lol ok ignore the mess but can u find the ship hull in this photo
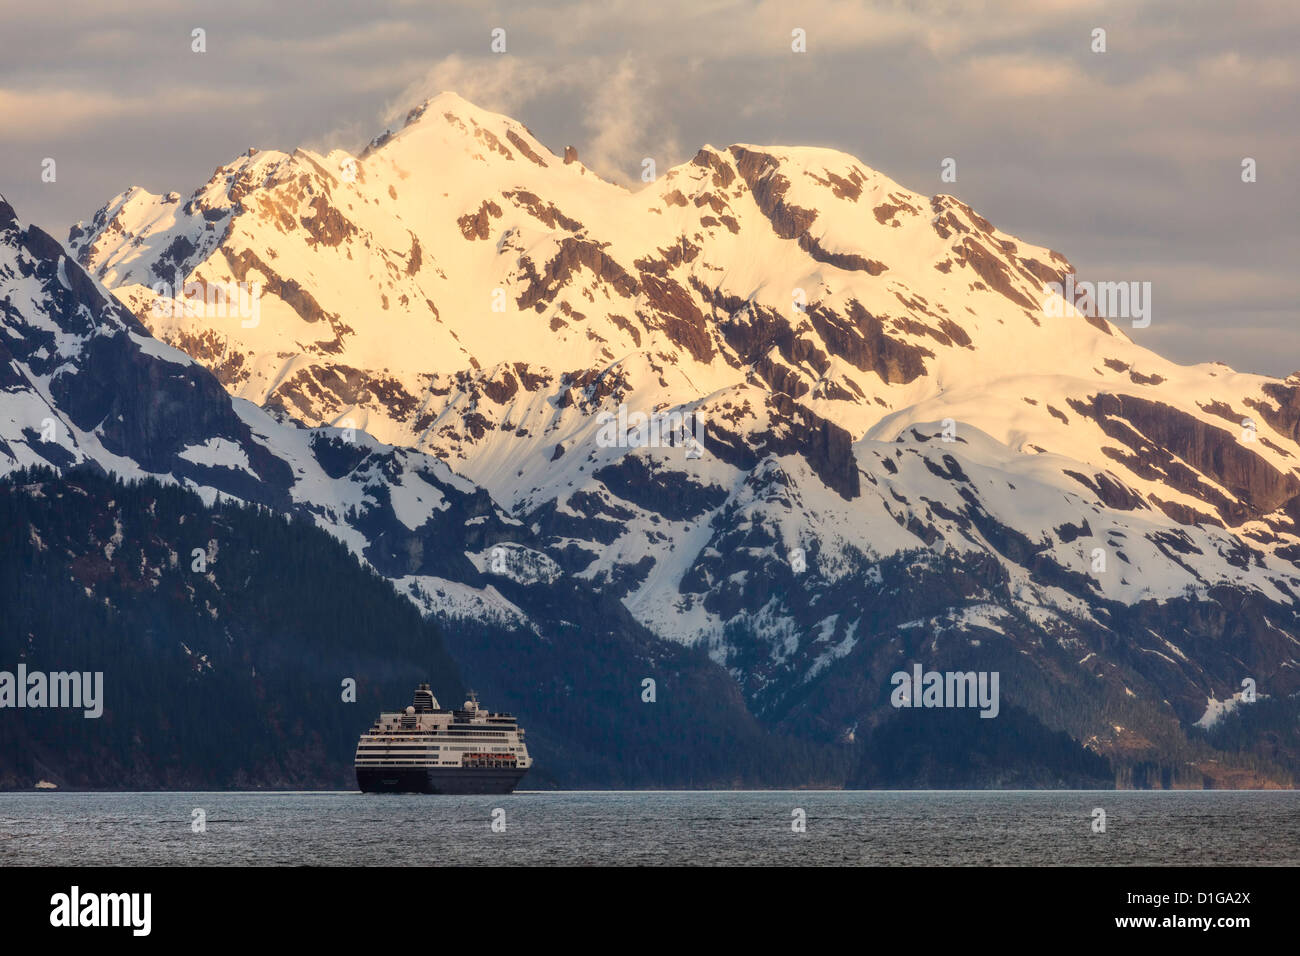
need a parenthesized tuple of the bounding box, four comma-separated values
(357, 766, 527, 794)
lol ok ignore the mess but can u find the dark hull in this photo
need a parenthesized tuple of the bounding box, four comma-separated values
(357, 766, 527, 794)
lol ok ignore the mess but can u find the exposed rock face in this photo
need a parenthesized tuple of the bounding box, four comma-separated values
(458, 199, 502, 240)
(515, 236, 639, 310)
(808, 301, 932, 385)
(1069, 393, 1300, 524)
(729, 145, 820, 240)
(1252, 376, 1300, 442)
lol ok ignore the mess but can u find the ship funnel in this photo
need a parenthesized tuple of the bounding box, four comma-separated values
(412, 683, 438, 713)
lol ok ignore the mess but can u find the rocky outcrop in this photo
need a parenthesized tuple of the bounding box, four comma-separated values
(729, 145, 819, 240)
(1250, 377, 1300, 443)
(457, 199, 502, 240)
(808, 301, 932, 385)
(1069, 393, 1300, 524)
(515, 236, 639, 311)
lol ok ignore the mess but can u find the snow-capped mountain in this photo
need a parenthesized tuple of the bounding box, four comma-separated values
(50, 93, 1300, 784)
(1, 191, 520, 577)
(4, 191, 838, 788)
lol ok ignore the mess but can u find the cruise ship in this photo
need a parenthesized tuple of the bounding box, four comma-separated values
(355, 684, 531, 794)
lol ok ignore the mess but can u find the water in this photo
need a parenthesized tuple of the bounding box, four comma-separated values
(1, 790, 1296, 866)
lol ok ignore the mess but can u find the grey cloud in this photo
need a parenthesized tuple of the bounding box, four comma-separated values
(0, 0, 1294, 374)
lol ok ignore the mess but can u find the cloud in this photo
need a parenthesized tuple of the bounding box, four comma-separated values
(958, 55, 1087, 98)
(380, 54, 567, 127)
(367, 52, 682, 184)
(582, 57, 681, 185)
(0, 87, 266, 141)
(1, 0, 1296, 375)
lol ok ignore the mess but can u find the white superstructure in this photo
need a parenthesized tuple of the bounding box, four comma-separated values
(355, 684, 531, 793)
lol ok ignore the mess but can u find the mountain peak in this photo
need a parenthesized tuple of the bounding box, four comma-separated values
(0, 194, 17, 230)
(406, 90, 498, 123)
(363, 91, 559, 169)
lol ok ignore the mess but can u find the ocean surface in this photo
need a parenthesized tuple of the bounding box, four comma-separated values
(1, 790, 1296, 866)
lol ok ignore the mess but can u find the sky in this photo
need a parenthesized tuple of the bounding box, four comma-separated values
(1, 0, 1296, 375)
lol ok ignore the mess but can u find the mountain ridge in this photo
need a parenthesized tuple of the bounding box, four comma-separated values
(5, 90, 1300, 786)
